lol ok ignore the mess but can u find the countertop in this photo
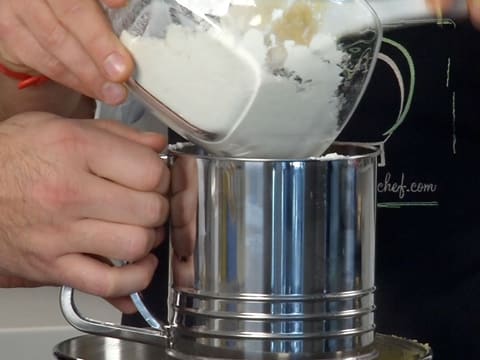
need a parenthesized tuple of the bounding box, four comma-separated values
(0, 286, 120, 359)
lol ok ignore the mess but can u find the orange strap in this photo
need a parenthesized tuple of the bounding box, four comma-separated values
(0, 63, 49, 89)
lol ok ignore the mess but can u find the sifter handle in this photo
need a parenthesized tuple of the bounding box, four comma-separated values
(60, 286, 169, 346)
(60, 153, 172, 345)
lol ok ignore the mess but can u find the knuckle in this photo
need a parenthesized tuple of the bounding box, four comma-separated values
(43, 22, 68, 50)
(143, 157, 167, 191)
(159, 167, 171, 194)
(59, 2, 86, 20)
(0, 19, 15, 41)
(59, 3, 115, 61)
(42, 55, 67, 79)
(92, 271, 116, 298)
(32, 171, 80, 212)
(136, 262, 155, 291)
(162, 197, 170, 223)
(158, 196, 170, 225)
(138, 274, 152, 292)
(144, 194, 168, 226)
(86, 275, 109, 298)
(89, 32, 114, 56)
(124, 228, 153, 261)
(46, 120, 85, 150)
(59, 263, 115, 298)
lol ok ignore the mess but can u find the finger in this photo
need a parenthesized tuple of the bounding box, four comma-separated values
(16, 0, 126, 104)
(70, 219, 164, 262)
(468, 0, 480, 27)
(106, 296, 137, 314)
(425, 0, 454, 17)
(78, 174, 169, 227)
(0, 11, 93, 97)
(83, 124, 170, 193)
(92, 119, 168, 153)
(47, 0, 134, 82)
(58, 253, 158, 298)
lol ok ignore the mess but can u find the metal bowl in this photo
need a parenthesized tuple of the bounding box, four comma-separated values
(53, 333, 432, 360)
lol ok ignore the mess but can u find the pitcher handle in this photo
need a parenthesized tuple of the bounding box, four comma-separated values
(110, 259, 164, 330)
(128, 152, 172, 331)
(60, 152, 172, 345)
(60, 286, 170, 346)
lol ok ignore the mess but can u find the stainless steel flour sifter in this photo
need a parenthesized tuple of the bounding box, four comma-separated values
(61, 142, 381, 359)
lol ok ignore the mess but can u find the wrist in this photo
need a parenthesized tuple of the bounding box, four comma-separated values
(0, 75, 95, 120)
(0, 62, 49, 89)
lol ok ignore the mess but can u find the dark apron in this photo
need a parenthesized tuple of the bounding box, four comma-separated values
(124, 19, 480, 360)
(340, 19, 480, 360)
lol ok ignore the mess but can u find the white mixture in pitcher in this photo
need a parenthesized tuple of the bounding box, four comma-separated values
(120, 3, 347, 158)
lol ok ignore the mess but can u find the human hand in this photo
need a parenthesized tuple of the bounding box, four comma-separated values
(426, 0, 480, 27)
(0, 275, 40, 288)
(0, 0, 134, 105)
(0, 112, 170, 313)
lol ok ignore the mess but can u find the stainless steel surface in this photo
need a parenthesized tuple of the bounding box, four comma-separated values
(53, 334, 432, 360)
(60, 287, 169, 347)
(167, 143, 379, 359)
(61, 143, 379, 359)
(53, 335, 167, 360)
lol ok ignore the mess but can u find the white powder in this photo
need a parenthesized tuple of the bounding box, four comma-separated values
(121, 27, 260, 135)
(318, 152, 347, 160)
(121, 6, 347, 158)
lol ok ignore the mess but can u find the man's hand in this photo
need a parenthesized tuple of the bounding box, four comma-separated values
(0, 0, 134, 105)
(0, 112, 170, 313)
(426, 0, 480, 27)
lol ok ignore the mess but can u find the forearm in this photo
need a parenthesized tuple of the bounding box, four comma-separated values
(0, 75, 96, 121)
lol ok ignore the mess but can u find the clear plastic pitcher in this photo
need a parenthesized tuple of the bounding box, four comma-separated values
(107, 0, 382, 158)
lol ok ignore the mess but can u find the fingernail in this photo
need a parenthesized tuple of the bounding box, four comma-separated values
(102, 82, 127, 104)
(104, 52, 128, 79)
